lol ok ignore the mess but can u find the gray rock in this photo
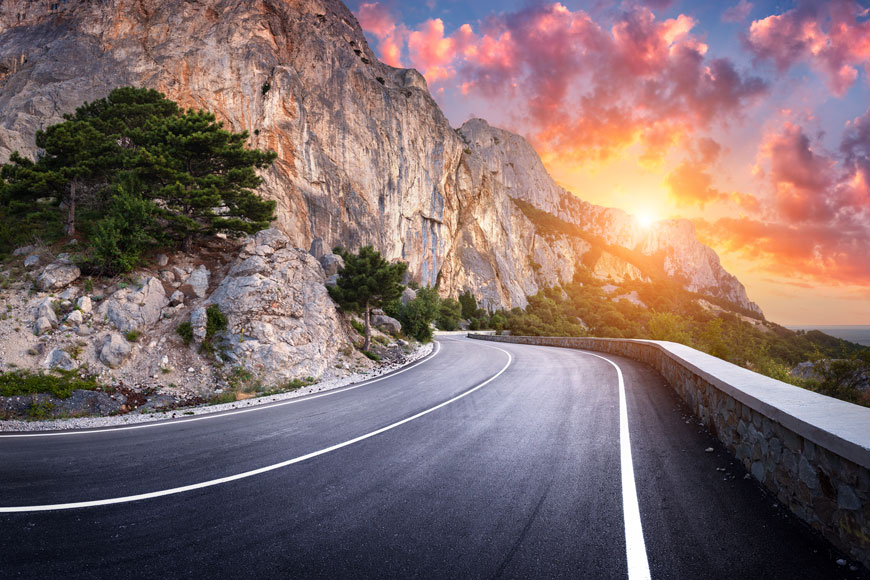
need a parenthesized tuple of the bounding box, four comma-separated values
(58, 287, 78, 301)
(76, 296, 92, 314)
(169, 290, 185, 306)
(37, 262, 81, 291)
(56, 390, 126, 416)
(13, 245, 36, 256)
(160, 270, 176, 283)
(35, 300, 59, 327)
(97, 277, 168, 333)
(76, 325, 94, 337)
(43, 348, 77, 371)
(325, 274, 339, 287)
(65, 310, 84, 325)
(23, 254, 40, 270)
(156, 253, 169, 267)
(401, 287, 417, 305)
(837, 484, 861, 511)
(187, 265, 210, 298)
(249, 228, 289, 255)
(139, 393, 177, 412)
(229, 255, 268, 278)
(172, 266, 188, 282)
(99, 333, 132, 368)
(190, 306, 208, 341)
(319, 253, 344, 277)
(372, 314, 402, 335)
(34, 317, 54, 336)
(56, 253, 73, 264)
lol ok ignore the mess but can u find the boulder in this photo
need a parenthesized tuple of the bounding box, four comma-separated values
(34, 317, 54, 336)
(169, 290, 185, 306)
(65, 309, 84, 325)
(23, 254, 40, 270)
(325, 274, 339, 287)
(97, 277, 168, 333)
(187, 265, 210, 298)
(160, 270, 176, 283)
(206, 229, 354, 384)
(35, 300, 58, 327)
(401, 287, 417, 305)
(318, 253, 344, 277)
(372, 314, 402, 335)
(58, 287, 78, 300)
(99, 333, 132, 368)
(76, 296, 92, 314)
(156, 253, 169, 267)
(37, 262, 81, 291)
(13, 245, 36, 256)
(43, 348, 77, 371)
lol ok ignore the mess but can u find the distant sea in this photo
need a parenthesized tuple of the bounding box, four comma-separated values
(785, 325, 870, 346)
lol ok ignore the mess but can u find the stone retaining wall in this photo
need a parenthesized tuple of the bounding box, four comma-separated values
(469, 334, 870, 568)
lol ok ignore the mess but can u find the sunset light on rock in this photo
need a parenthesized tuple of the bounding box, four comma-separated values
(352, 0, 870, 325)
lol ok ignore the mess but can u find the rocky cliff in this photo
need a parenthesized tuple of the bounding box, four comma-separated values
(0, 0, 761, 316)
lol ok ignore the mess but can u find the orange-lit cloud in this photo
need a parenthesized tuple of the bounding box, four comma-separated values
(355, 2, 405, 67)
(697, 112, 870, 285)
(747, 0, 870, 96)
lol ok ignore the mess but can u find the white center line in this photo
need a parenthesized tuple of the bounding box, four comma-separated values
(0, 345, 512, 513)
(577, 350, 652, 580)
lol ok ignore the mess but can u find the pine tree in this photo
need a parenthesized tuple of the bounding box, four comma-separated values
(329, 246, 408, 351)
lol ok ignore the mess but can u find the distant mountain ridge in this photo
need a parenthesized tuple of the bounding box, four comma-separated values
(0, 0, 761, 316)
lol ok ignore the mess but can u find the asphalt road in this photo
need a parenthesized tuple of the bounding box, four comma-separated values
(0, 336, 866, 579)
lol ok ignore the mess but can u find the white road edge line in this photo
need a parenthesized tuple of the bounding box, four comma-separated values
(578, 350, 652, 580)
(0, 345, 512, 513)
(0, 341, 443, 438)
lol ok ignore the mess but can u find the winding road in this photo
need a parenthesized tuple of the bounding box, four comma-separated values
(0, 336, 865, 579)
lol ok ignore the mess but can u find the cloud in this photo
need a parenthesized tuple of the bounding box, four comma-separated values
(450, 4, 767, 163)
(722, 0, 753, 23)
(747, 0, 870, 96)
(355, 2, 405, 67)
(698, 113, 870, 285)
(664, 158, 760, 211)
(696, 216, 870, 285)
(408, 20, 474, 82)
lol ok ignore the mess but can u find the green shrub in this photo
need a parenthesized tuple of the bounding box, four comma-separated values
(125, 330, 140, 342)
(436, 298, 462, 331)
(0, 369, 101, 399)
(205, 304, 227, 339)
(176, 321, 193, 345)
(351, 319, 365, 335)
(362, 350, 380, 361)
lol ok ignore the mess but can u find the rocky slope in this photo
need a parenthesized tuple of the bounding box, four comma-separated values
(0, 0, 761, 315)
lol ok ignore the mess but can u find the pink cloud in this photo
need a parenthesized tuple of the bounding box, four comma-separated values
(723, 0, 753, 23)
(356, 2, 405, 67)
(747, 0, 870, 96)
(407, 20, 474, 83)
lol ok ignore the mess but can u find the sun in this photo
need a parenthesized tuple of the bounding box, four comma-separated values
(635, 211, 657, 229)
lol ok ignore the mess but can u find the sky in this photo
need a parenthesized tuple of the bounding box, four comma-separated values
(347, 0, 870, 325)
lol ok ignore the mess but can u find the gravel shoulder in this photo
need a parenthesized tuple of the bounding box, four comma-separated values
(0, 342, 435, 432)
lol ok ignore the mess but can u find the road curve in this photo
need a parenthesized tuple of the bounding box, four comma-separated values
(0, 336, 865, 579)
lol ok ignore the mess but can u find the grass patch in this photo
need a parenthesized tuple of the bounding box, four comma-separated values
(372, 335, 389, 346)
(351, 319, 365, 335)
(362, 350, 380, 361)
(0, 369, 101, 399)
(125, 329, 140, 342)
(285, 376, 316, 390)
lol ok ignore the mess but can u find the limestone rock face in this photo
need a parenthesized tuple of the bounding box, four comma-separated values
(206, 229, 353, 383)
(96, 277, 168, 334)
(0, 0, 762, 317)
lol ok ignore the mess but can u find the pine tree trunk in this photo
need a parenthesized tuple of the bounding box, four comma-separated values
(363, 302, 371, 352)
(65, 178, 77, 236)
(183, 235, 193, 254)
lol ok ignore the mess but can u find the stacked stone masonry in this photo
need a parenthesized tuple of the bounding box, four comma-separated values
(469, 334, 870, 569)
